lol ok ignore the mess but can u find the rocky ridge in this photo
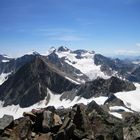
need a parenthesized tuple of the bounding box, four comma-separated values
(0, 101, 140, 140)
(0, 101, 124, 140)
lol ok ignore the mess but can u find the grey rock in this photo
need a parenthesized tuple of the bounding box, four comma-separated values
(0, 115, 13, 131)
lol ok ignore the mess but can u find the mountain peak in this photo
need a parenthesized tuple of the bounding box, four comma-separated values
(57, 46, 70, 52)
(25, 50, 40, 56)
(73, 49, 95, 55)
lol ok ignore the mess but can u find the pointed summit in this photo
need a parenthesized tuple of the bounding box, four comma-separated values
(57, 46, 70, 52)
(48, 47, 56, 54)
(25, 50, 40, 56)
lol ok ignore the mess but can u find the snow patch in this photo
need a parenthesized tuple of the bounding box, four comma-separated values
(109, 106, 133, 113)
(132, 61, 140, 65)
(0, 72, 11, 85)
(2, 60, 10, 63)
(109, 112, 122, 119)
(115, 83, 140, 112)
(65, 76, 80, 85)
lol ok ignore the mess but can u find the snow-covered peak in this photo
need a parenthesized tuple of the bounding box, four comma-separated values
(0, 54, 12, 63)
(57, 46, 71, 52)
(53, 47, 109, 80)
(25, 50, 40, 56)
(73, 49, 95, 56)
(48, 47, 56, 53)
(2, 54, 12, 59)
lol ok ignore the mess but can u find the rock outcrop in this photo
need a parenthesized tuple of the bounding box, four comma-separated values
(123, 113, 140, 140)
(0, 101, 124, 140)
(76, 76, 136, 98)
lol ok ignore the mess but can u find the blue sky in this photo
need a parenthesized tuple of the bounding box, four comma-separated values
(0, 0, 140, 57)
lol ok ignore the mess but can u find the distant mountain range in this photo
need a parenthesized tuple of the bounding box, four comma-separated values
(0, 46, 139, 120)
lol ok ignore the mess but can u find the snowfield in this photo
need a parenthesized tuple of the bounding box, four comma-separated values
(56, 50, 110, 80)
(0, 83, 140, 119)
(115, 83, 140, 112)
(0, 89, 108, 119)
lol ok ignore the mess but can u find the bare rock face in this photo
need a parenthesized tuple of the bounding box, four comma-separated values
(76, 76, 136, 98)
(0, 115, 13, 132)
(0, 57, 77, 107)
(104, 94, 125, 107)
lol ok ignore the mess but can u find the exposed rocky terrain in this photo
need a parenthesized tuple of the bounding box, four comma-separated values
(0, 101, 140, 140)
(0, 55, 135, 107)
(0, 47, 140, 140)
(0, 56, 78, 107)
(0, 101, 124, 140)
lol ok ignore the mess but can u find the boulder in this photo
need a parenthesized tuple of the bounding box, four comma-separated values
(37, 133, 53, 140)
(0, 115, 13, 132)
(11, 117, 32, 140)
(55, 130, 67, 140)
(53, 114, 62, 126)
(45, 106, 56, 113)
(42, 110, 53, 132)
(86, 101, 123, 140)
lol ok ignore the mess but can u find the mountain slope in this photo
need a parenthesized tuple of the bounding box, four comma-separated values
(0, 57, 78, 107)
(48, 47, 110, 80)
(47, 46, 140, 82)
(60, 76, 136, 101)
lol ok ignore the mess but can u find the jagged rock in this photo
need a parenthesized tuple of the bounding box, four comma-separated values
(55, 130, 67, 140)
(53, 114, 62, 126)
(59, 117, 71, 131)
(51, 114, 62, 133)
(76, 76, 136, 98)
(0, 115, 13, 132)
(123, 113, 140, 140)
(37, 133, 53, 140)
(23, 112, 36, 123)
(104, 94, 125, 107)
(86, 101, 123, 140)
(73, 104, 91, 132)
(45, 106, 56, 113)
(55, 108, 71, 119)
(0, 101, 130, 140)
(11, 117, 32, 140)
(65, 122, 75, 138)
(23, 111, 36, 117)
(73, 129, 89, 140)
(42, 110, 53, 132)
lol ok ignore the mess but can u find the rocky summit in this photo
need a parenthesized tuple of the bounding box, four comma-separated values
(0, 101, 125, 140)
(0, 101, 140, 140)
